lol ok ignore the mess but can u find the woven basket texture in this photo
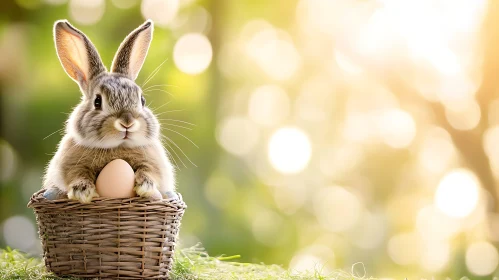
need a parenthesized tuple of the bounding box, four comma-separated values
(28, 190, 186, 279)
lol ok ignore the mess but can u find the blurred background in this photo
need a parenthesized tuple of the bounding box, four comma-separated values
(1, 0, 499, 278)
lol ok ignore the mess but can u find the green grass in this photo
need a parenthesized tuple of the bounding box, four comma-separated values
(0, 246, 371, 280)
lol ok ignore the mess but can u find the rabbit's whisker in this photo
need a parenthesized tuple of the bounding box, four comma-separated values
(164, 136, 197, 167)
(160, 139, 182, 169)
(144, 88, 174, 97)
(161, 137, 186, 168)
(141, 58, 169, 87)
(158, 122, 192, 130)
(161, 127, 199, 149)
(43, 128, 65, 140)
(156, 118, 195, 126)
(161, 135, 197, 168)
(142, 84, 179, 91)
(150, 100, 173, 112)
(155, 109, 185, 115)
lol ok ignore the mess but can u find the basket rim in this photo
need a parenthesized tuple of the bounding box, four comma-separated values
(27, 189, 187, 210)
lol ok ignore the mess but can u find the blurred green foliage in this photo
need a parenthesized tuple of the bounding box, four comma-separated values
(2, 0, 499, 279)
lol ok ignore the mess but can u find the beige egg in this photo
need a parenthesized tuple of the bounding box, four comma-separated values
(96, 159, 136, 198)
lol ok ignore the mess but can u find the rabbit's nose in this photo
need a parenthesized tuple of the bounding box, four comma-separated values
(120, 122, 134, 129)
(119, 112, 134, 125)
(117, 112, 137, 130)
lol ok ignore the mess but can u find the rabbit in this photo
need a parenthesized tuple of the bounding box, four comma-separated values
(42, 19, 176, 203)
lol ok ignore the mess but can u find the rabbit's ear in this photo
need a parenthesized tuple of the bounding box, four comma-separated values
(111, 20, 153, 81)
(54, 20, 106, 93)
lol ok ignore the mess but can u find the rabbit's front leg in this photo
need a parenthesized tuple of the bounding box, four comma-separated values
(66, 167, 99, 203)
(134, 167, 162, 200)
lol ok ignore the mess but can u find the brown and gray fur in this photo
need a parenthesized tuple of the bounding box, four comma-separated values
(43, 19, 175, 203)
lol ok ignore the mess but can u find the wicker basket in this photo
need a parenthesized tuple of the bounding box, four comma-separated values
(28, 189, 186, 279)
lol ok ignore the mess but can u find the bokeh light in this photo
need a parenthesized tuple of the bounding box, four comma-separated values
(416, 205, 461, 242)
(334, 51, 363, 75)
(272, 183, 307, 215)
(245, 23, 301, 80)
(251, 208, 285, 247)
(377, 109, 417, 149)
(417, 127, 456, 174)
(175, 5, 212, 34)
(387, 232, 420, 265)
(43, 0, 67, 5)
(295, 75, 334, 122)
(248, 85, 290, 127)
(0, 140, 17, 182)
(1, 215, 36, 252)
(465, 241, 499, 276)
(268, 127, 312, 174)
(435, 169, 480, 218)
(483, 125, 499, 176)
(173, 33, 213, 75)
(141, 0, 179, 27)
(313, 186, 362, 232)
(111, 0, 137, 9)
(69, 0, 105, 26)
(444, 99, 481, 131)
(350, 212, 386, 250)
(419, 241, 450, 272)
(204, 173, 236, 209)
(216, 116, 259, 156)
(289, 245, 334, 274)
(3, 0, 499, 278)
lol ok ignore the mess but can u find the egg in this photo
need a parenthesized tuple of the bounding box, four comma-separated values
(96, 159, 136, 198)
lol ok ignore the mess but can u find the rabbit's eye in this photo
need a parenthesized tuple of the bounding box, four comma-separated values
(141, 95, 146, 107)
(94, 94, 102, 109)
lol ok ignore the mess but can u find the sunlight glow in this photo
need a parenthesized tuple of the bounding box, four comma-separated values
(268, 127, 311, 174)
(173, 33, 213, 75)
(356, 7, 397, 55)
(334, 51, 363, 75)
(435, 169, 480, 218)
(466, 241, 499, 276)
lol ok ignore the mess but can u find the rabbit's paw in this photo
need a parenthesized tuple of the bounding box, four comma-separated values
(68, 180, 99, 203)
(135, 176, 162, 200)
